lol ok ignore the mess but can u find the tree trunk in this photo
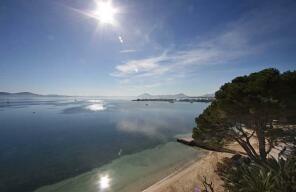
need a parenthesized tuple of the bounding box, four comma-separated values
(177, 138, 247, 155)
(257, 123, 267, 161)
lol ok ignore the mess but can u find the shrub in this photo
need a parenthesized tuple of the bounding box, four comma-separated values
(216, 155, 296, 192)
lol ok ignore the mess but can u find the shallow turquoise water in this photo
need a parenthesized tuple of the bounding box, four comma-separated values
(35, 142, 207, 192)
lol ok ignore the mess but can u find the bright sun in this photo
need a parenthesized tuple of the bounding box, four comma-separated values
(93, 0, 117, 25)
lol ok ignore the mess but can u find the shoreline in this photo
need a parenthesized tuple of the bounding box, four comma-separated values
(35, 141, 206, 192)
(142, 159, 199, 192)
(142, 152, 228, 192)
(143, 141, 247, 192)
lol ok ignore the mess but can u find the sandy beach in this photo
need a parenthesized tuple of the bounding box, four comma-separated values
(143, 151, 229, 192)
(143, 142, 252, 192)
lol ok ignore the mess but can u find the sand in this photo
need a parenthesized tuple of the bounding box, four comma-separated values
(143, 142, 252, 192)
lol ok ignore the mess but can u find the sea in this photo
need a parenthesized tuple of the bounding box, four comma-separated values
(0, 96, 208, 192)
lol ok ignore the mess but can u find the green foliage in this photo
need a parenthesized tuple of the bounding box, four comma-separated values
(216, 156, 296, 192)
(278, 71, 296, 123)
(193, 102, 231, 146)
(193, 68, 296, 160)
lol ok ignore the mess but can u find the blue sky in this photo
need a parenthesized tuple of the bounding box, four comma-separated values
(0, 0, 295, 96)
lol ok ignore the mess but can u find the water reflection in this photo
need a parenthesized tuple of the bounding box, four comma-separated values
(116, 117, 170, 137)
(88, 99, 103, 103)
(0, 98, 208, 192)
(97, 174, 111, 191)
(35, 142, 205, 192)
(86, 99, 105, 111)
(63, 100, 107, 113)
(86, 104, 105, 111)
(116, 109, 193, 138)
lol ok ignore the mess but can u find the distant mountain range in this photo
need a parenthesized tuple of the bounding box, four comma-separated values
(137, 93, 188, 99)
(200, 93, 215, 97)
(137, 93, 215, 99)
(0, 91, 215, 98)
(0, 92, 67, 97)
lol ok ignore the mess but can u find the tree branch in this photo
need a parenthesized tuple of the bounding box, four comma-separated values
(177, 138, 246, 155)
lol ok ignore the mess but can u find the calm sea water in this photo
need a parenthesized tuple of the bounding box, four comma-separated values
(0, 97, 208, 192)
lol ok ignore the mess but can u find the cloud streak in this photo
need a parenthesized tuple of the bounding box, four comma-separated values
(119, 49, 137, 53)
(111, 1, 296, 88)
(112, 32, 254, 80)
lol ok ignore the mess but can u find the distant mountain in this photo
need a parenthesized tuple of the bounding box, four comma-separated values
(199, 93, 215, 97)
(137, 93, 189, 99)
(137, 93, 152, 99)
(137, 93, 216, 100)
(15, 92, 41, 96)
(0, 92, 41, 97)
(0, 92, 67, 97)
(0, 92, 11, 96)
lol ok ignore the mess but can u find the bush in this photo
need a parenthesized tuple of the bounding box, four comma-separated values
(216, 155, 296, 192)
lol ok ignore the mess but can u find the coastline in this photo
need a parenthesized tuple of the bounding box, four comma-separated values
(35, 142, 207, 192)
(35, 139, 267, 192)
(143, 142, 247, 192)
(143, 152, 228, 192)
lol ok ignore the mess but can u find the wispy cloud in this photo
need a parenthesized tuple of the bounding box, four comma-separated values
(119, 49, 137, 53)
(112, 31, 254, 81)
(111, 1, 296, 88)
(111, 53, 170, 77)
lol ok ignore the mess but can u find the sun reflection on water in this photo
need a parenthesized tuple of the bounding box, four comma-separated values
(86, 100, 105, 111)
(88, 99, 103, 103)
(97, 174, 111, 191)
(86, 104, 105, 111)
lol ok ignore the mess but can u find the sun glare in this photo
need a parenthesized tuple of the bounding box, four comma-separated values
(93, 0, 117, 25)
(97, 175, 111, 190)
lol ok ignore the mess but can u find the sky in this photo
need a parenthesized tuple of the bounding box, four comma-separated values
(0, 0, 296, 96)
